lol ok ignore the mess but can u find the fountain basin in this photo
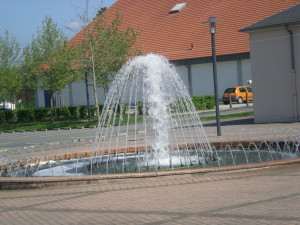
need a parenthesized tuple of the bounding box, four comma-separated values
(1, 54, 299, 188)
(1, 155, 299, 190)
(1, 139, 299, 180)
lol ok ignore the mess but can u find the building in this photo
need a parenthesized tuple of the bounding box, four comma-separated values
(35, 0, 297, 108)
(240, 4, 300, 123)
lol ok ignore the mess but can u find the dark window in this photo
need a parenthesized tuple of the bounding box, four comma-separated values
(246, 87, 252, 92)
(239, 88, 246, 92)
(224, 88, 236, 93)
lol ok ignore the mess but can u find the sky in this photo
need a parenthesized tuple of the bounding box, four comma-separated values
(0, 0, 117, 48)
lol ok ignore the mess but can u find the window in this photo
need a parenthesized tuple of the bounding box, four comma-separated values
(169, 3, 186, 14)
(224, 88, 236, 93)
(246, 87, 252, 92)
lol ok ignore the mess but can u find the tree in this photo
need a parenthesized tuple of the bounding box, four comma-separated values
(78, 3, 140, 118)
(91, 11, 141, 96)
(28, 16, 80, 122)
(0, 30, 23, 108)
(95, 7, 107, 18)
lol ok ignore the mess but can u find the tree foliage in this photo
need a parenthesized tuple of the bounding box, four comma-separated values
(0, 30, 23, 105)
(26, 16, 81, 121)
(81, 10, 141, 95)
(29, 16, 80, 92)
(95, 7, 107, 18)
(77, 2, 141, 119)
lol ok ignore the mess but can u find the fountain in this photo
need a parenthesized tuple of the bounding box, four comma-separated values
(92, 53, 213, 174)
(1, 54, 300, 178)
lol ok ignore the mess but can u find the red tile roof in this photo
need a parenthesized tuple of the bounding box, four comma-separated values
(69, 0, 297, 61)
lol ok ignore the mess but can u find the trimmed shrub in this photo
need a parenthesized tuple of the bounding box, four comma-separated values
(174, 97, 189, 112)
(68, 106, 78, 120)
(34, 108, 51, 121)
(192, 96, 205, 110)
(0, 110, 15, 124)
(90, 106, 97, 118)
(123, 104, 128, 116)
(78, 105, 88, 119)
(55, 106, 70, 121)
(137, 101, 143, 115)
(3, 110, 15, 123)
(203, 95, 215, 109)
(16, 109, 34, 123)
(0, 111, 4, 124)
(192, 95, 215, 110)
(98, 104, 104, 114)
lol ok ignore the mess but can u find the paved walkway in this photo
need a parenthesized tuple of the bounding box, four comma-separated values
(1, 118, 300, 224)
(0, 163, 299, 224)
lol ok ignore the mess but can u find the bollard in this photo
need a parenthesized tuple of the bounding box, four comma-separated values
(229, 94, 232, 108)
(246, 92, 249, 106)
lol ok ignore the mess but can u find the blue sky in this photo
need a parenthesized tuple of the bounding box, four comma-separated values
(0, 0, 117, 48)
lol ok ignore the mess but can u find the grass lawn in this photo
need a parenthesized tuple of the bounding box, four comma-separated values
(201, 111, 253, 121)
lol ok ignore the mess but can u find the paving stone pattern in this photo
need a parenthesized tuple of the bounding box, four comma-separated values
(0, 163, 299, 224)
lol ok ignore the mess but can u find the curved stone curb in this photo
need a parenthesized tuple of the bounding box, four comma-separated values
(0, 126, 97, 134)
(1, 158, 299, 190)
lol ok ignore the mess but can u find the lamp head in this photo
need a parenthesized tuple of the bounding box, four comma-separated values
(203, 16, 221, 34)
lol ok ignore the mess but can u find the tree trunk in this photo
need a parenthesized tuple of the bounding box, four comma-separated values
(50, 91, 54, 124)
(103, 86, 107, 100)
(13, 96, 16, 109)
(92, 68, 100, 119)
(2, 96, 6, 123)
(89, 37, 100, 120)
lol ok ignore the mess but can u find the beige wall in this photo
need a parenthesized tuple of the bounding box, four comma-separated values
(249, 25, 300, 123)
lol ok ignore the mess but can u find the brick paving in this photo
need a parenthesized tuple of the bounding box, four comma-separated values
(1, 119, 300, 224)
(0, 163, 299, 224)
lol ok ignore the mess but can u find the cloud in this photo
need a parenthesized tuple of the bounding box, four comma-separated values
(66, 21, 81, 32)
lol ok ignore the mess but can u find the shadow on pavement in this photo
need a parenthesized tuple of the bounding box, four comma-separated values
(203, 117, 254, 127)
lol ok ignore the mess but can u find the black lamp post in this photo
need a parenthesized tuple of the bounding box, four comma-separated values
(84, 63, 91, 121)
(203, 16, 222, 136)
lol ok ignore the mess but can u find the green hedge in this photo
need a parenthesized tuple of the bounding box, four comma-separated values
(55, 106, 70, 121)
(192, 95, 215, 110)
(68, 106, 78, 120)
(0, 110, 16, 124)
(78, 105, 88, 119)
(0, 96, 214, 124)
(137, 101, 143, 115)
(33, 108, 51, 122)
(173, 95, 215, 112)
(0, 104, 103, 124)
(16, 109, 35, 123)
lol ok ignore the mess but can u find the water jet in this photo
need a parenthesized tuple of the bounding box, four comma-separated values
(0, 54, 299, 179)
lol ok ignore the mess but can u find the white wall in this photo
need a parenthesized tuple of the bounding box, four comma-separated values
(36, 89, 45, 108)
(36, 58, 252, 107)
(176, 66, 190, 93)
(180, 59, 251, 99)
(241, 59, 252, 84)
(249, 25, 300, 123)
(36, 81, 106, 108)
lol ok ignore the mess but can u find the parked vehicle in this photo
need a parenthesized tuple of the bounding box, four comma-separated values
(0, 102, 15, 110)
(222, 86, 253, 104)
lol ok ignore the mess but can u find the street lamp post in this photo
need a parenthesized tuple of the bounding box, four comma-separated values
(84, 63, 91, 121)
(203, 16, 222, 136)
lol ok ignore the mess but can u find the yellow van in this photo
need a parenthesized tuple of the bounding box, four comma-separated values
(222, 86, 253, 104)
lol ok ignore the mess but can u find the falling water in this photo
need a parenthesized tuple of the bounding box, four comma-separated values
(1, 54, 299, 177)
(93, 54, 212, 173)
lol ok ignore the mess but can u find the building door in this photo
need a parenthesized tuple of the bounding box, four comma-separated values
(44, 90, 51, 108)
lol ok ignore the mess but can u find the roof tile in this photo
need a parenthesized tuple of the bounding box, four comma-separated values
(69, 0, 297, 61)
(240, 4, 300, 32)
